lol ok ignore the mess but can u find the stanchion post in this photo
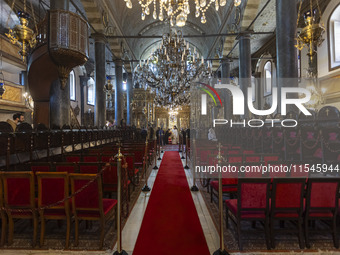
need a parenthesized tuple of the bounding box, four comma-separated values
(153, 136, 158, 170)
(190, 138, 198, 191)
(179, 134, 182, 152)
(142, 138, 151, 192)
(113, 147, 128, 255)
(184, 136, 189, 169)
(181, 134, 185, 159)
(213, 143, 230, 255)
(157, 136, 162, 160)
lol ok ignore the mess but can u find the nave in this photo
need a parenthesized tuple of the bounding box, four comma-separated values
(2, 138, 340, 255)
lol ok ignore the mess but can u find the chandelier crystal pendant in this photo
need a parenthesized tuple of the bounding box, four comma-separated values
(124, 0, 234, 26)
(295, 0, 325, 61)
(134, 30, 212, 109)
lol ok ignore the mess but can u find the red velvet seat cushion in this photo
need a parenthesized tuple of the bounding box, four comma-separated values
(210, 181, 237, 193)
(225, 199, 266, 219)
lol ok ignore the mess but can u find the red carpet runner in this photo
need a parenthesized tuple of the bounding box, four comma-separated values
(133, 151, 210, 255)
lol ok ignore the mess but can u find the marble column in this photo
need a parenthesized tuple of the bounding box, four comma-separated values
(93, 33, 106, 128)
(276, 0, 298, 81)
(50, 79, 70, 128)
(221, 59, 231, 82)
(276, 0, 298, 113)
(115, 59, 124, 126)
(221, 59, 231, 119)
(239, 34, 252, 119)
(50, 0, 69, 10)
(126, 73, 133, 126)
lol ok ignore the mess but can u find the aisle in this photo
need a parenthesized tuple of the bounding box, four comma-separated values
(133, 151, 210, 255)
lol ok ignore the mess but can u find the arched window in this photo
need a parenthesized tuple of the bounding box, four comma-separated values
(264, 61, 272, 96)
(69, 70, 75, 101)
(329, 4, 340, 70)
(87, 78, 95, 105)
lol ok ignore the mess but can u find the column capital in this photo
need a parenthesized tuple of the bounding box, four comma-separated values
(92, 33, 107, 43)
(236, 32, 252, 41)
(114, 59, 124, 67)
(221, 58, 233, 64)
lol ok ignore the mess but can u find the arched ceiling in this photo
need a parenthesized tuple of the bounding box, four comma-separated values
(104, 0, 234, 60)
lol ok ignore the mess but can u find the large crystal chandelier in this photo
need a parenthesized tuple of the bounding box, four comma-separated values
(134, 30, 212, 108)
(124, 0, 230, 26)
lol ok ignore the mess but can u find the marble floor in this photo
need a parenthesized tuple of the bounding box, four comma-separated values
(1, 150, 340, 255)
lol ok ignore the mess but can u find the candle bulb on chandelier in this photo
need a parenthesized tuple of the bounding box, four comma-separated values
(201, 56, 204, 65)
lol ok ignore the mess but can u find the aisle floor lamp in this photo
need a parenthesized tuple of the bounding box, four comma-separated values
(213, 143, 230, 255)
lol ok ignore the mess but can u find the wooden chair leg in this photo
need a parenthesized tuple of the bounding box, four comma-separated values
(40, 217, 45, 247)
(298, 219, 304, 249)
(65, 217, 70, 249)
(7, 215, 14, 246)
(265, 219, 271, 250)
(1, 214, 6, 246)
(332, 217, 339, 248)
(304, 218, 310, 248)
(237, 220, 242, 250)
(99, 219, 105, 249)
(75, 218, 79, 247)
(225, 207, 229, 229)
(270, 218, 275, 248)
(32, 216, 38, 247)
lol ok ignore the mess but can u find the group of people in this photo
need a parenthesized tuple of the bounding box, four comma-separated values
(156, 126, 179, 145)
(6, 113, 25, 131)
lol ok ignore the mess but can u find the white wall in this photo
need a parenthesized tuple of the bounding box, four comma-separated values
(318, 0, 340, 78)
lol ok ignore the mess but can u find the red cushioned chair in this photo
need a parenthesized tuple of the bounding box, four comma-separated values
(69, 174, 117, 248)
(210, 179, 237, 203)
(78, 162, 104, 174)
(244, 154, 261, 163)
(65, 154, 81, 163)
(83, 155, 99, 163)
(124, 153, 140, 186)
(270, 178, 306, 249)
(263, 154, 280, 166)
(54, 162, 77, 173)
(225, 178, 271, 250)
(304, 178, 340, 248)
(28, 162, 51, 173)
(1, 172, 37, 246)
(36, 172, 70, 248)
(102, 162, 130, 216)
(0, 174, 6, 246)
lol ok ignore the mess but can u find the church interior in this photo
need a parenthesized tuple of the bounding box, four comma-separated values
(0, 0, 340, 254)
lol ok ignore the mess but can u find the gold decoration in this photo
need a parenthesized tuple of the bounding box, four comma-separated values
(5, 11, 36, 62)
(295, 0, 325, 61)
